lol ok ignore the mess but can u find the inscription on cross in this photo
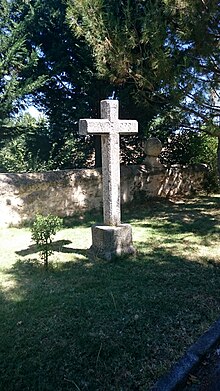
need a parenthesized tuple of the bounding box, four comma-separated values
(79, 100, 138, 226)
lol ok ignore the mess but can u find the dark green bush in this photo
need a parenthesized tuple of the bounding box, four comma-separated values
(31, 214, 63, 267)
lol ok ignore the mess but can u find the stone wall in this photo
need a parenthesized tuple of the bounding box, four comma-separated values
(0, 164, 207, 227)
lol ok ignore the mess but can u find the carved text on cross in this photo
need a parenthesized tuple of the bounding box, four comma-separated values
(79, 100, 138, 226)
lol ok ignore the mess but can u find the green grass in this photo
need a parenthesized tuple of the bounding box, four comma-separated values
(0, 195, 220, 390)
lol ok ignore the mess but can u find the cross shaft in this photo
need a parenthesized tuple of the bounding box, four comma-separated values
(79, 100, 138, 226)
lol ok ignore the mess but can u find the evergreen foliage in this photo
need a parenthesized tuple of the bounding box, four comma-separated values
(68, 0, 220, 181)
(0, 0, 46, 144)
(0, 0, 219, 185)
(0, 0, 113, 168)
(68, 0, 219, 123)
(0, 113, 51, 172)
(16, 0, 113, 168)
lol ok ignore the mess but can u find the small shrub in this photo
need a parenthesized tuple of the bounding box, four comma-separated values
(31, 214, 63, 267)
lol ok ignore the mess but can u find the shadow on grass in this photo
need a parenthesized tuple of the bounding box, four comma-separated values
(1, 195, 220, 391)
(124, 195, 220, 238)
(15, 240, 88, 258)
(63, 209, 103, 228)
(1, 246, 220, 391)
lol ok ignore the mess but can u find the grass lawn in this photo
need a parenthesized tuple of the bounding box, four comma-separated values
(0, 195, 220, 391)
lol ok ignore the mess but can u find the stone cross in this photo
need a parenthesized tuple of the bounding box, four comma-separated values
(79, 100, 138, 226)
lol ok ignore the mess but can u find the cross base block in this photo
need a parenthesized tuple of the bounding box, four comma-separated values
(89, 224, 135, 261)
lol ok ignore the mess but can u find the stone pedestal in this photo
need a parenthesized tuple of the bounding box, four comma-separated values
(89, 224, 135, 261)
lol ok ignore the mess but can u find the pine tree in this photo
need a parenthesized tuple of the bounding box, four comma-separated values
(0, 0, 46, 145)
(12, 0, 114, 168)
(67, 0, 220, 177)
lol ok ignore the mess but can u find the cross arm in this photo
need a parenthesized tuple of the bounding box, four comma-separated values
(79, 119, 138, 136)
(79, 119, 110, 135)
(118, 120, 138, 134)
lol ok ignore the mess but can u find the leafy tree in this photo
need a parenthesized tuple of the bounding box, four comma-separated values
(0, 113, 52, 172)
(2, 0, 219, 177)
(67, 0, 219, 113)
(67, 0, 220, 179)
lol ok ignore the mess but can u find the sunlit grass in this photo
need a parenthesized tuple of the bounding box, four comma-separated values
(0, 195, 219, 390)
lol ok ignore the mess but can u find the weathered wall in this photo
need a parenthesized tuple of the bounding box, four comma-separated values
(0, 164, 207, 227)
